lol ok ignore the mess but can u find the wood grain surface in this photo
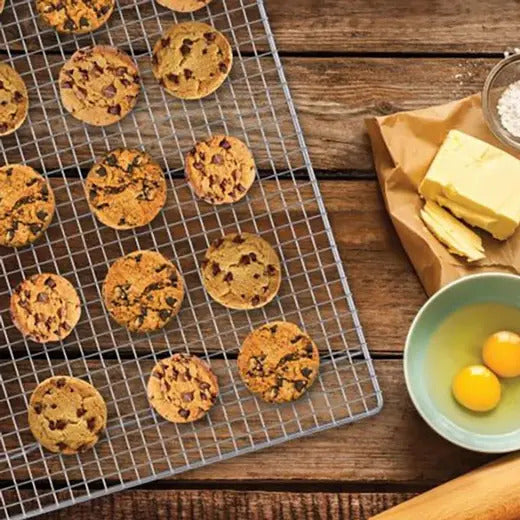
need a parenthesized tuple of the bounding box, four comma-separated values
(0, 0, 508, 518)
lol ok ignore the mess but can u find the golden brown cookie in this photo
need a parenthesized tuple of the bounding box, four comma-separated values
(201, 233, 281, 310)
(148, 353, 219, 423)
(156, 0, 212, 11)
(85, 149, 166, 230)
(59, 46, 140, 126)
(185, 135, 256, 204)
(103, 250, 184, 333)
(10, 274, 81, 343)
(0, 165, 55, 248)
(238, 321, 320, 403)
(28, 376, 107, 455)
(0, 62, 28, 137)
(152, 22, 232, 100)
(36, 0, 114, 34)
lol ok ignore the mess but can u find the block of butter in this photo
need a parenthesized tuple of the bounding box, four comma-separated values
(419, 130, 520, 240)
(420, 201, 486, 262)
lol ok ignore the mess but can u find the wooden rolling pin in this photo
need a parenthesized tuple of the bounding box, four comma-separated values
(371, 453, 520, 520)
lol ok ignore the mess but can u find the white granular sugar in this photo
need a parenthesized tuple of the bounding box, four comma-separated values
(497, 80, 520, 138)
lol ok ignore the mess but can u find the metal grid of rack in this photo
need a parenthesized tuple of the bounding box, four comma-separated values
(0, 0, 383, 518)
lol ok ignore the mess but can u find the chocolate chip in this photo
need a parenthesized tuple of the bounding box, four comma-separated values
(97, 166, 107, 177)
(193, 161, 204, 170)
(36, 210, 47, 221)
(213, 237, 224, 248)
(220, 138, 231, 150)
(236, 184, 246, 193)
(233, 235, 245, 244)
(45, 277, 57, 290)
(41, 185, 49, 197)
(212, 262, 221, 276)
(166, 297, 177, 307)
(178, 409, 190, 419)
(103, 84, 116, 98)
(270, 325, 278, 334)
(294, 381, 306, 392)
(134, 316, 144, 328)
(0, 123, 8, 133)
(29, 224, 41, 235)
(301, 367, 313, 378)
(13, 91, 23, 102)
(184, 69, 193, 80)
(161, 37, 171, 47)
(267, 264, 277, 276)
(167, 73, 179, 84)
(182, 392, 194, 402)
(116, 67, 127, 77)
(55, 419, 66, 430)
(87, 417, 96, 431)
(64, 19, 76, 31)
(239, 255, 251, 266)
(251, 295, 260, 306)
(77, 407, 86, 417)
(291, 335, 303, 344)
(180, 44, 191, 56)
(33, 403, 42, 414)
(212, 154, 224, 165)
(159, 309, 171, 321)
(79, 16, 89, 27)
(48, 420, 56, 431)
(118, 217, 126, 226)
(224, 272, 233, 282)
(204, 32, 216, 41)
(37, 292, 48, 303)
(219, 62, 228, 73)
(199, 382, 210, 391)
(108, 104, 122, 115)
(56, 442, 68, 451)
(250, 252, 257, 262)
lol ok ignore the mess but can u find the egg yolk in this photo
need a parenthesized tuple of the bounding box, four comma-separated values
(482, 331, 520, 378)
(452, 365, 501, 412)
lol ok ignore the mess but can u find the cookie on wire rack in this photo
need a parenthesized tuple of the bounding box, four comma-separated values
(85, 148, 167, 230)
(59, 45, 140, 126)
(36, 0, 115, 34)
(201, 232, 282, 310)
(148, 353, 219, 423)
(10, 273, 81, 343)
(28, 376, 107, 455)
(0, 62, 29, 137)
(103, 250, 185, 333)
(238, 321, 320, 403)
(155, 0, 212, 12)
(185, 135, 256, 205)
(152, 21, 232, 100)
(0, 164, 55, 248)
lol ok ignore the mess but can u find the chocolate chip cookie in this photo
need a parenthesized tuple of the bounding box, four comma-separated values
(36, 0, 114, 34)
(201, 233, 281, 310)
(0, 62, 29, 137)
(59, 45, 140, 126)
(103, 250, 184, 333)
(185, 135, 256, 204)
(152, 22, 232, 100)
(148, 353, 219, 423)
(0, 165, 55, 248)
(156, 0, 212, 11)
(238, 321, 320, 403)
(28, 376, 107, 455)
(85, 149, 166, 230)
(10, 273, 81, 343)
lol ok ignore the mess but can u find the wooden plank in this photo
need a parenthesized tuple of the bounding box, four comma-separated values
(0, 360, 491, 486)
(0, 180, 425, 355)
(0, 57, 492, 173)
(1, 0, 519, 54)
(33, 489, 417, 520)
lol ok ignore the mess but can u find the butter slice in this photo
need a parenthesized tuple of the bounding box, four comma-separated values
(420, 201, 486, 262)
(419, 130, 520, 240)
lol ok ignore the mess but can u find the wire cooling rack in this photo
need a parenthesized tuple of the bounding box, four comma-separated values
(0, 0, 383, 518)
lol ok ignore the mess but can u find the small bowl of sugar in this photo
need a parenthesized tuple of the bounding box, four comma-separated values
(482, 53, 520, 150)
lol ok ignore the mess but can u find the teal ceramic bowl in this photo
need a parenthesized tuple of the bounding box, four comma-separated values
(404, 273, 520, 453)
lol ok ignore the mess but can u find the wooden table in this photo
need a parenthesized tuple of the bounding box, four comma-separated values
(18, 0, 520, 517)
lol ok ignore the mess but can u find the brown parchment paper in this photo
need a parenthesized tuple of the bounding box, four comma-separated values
(366, 93, 520, 296)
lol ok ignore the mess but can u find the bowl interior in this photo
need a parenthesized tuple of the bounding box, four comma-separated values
(405, 274, 520, 453)
(484, 57, 520, 150)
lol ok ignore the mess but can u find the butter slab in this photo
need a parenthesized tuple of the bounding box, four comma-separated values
(419, 130, 520, 240)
